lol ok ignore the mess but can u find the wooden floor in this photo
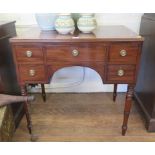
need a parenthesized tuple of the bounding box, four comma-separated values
(13, 93, 155, 142)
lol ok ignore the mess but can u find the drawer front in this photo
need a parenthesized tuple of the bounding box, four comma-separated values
(19, 65, 45, 81)
(15, 46, 43, 64)
(46, 45, 106, 62)
(108, 44, 139, 64)
(107, 65, 136, 82)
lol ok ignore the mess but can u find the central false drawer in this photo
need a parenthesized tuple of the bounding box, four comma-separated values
(45, 44, 106, 62)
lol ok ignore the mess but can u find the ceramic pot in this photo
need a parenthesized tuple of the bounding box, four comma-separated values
(77, 13, 97, 33)
(71, 13, 80, 27)
(55, 13, 75, 34)
(35, 13, 57, 31)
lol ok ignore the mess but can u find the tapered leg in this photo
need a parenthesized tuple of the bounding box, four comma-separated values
(122, 84, 134, 136)
(21, 85, 32, 134)
(113, 84, 117, 102)
(41, 84, 46, 102)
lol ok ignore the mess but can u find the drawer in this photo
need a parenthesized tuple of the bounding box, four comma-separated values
(108, 44, 139, 64)
(15, 46, 43, 64)
(19, 65, 45, 82)
(107, 65, 136, 82)
(46, 45, 106, 62)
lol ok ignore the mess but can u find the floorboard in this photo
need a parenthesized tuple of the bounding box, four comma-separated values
(13, 93, 155, 142)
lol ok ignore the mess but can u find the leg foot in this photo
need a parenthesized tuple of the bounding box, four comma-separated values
(121, 84, 134, 136)
(41, 84, 46, 102)
(113, 84, 117, 102)
(122, 124, 127, 136)
(27, 124, 32, 134)
(31, 134, 38, 142)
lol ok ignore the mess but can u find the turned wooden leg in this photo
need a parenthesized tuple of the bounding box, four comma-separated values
(41, 84, 46, 102)
(113, 84, 117, 102)
(122, 84, 134, 136)
(21, 85, 32, 134)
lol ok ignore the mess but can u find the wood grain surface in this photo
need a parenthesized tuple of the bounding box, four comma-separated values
(13, 93, 155, 142)
(10, 26, 144, 43)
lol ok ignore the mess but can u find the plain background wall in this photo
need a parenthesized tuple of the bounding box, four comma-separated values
(0, 13, 143, 92)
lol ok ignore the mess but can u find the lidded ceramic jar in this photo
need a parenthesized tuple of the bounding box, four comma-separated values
(77, 13, 97, 33)
(55, 13, 75, 34)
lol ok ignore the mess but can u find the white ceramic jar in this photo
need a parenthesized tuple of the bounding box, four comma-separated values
(77, 13, 97, 33)
(55, 13, 75, 34)
(35, 13, 57, 31)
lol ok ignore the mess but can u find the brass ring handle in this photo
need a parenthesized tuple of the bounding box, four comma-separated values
(72, 49, 79, 57)
(29, 69, 35, 76)
(26, 50, 32, 57)
(120, 49, 127, 57)
(117, 69, 125, 77)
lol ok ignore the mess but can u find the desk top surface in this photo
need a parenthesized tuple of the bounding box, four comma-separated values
(10, 25, 144, 43)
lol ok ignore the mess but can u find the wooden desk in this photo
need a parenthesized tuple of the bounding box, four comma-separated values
(10, 26, 143, 136)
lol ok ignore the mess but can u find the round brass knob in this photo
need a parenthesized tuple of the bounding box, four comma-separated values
(117, 69, 125, 77)
(120, 49, 127, 57)
(29, 69, 35, 76)
(72, 49, 79, 57)
(26, 51, 32, 57)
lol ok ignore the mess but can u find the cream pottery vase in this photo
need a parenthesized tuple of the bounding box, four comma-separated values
(77, 13, 97, 33)
(55, 13, 75, 34)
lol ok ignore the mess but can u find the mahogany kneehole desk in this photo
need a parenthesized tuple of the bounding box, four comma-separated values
(10, 26, 144, 136)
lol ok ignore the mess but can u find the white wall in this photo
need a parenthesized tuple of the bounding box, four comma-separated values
(0, 13, 143, 93)
(0, 13, 142, 33)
